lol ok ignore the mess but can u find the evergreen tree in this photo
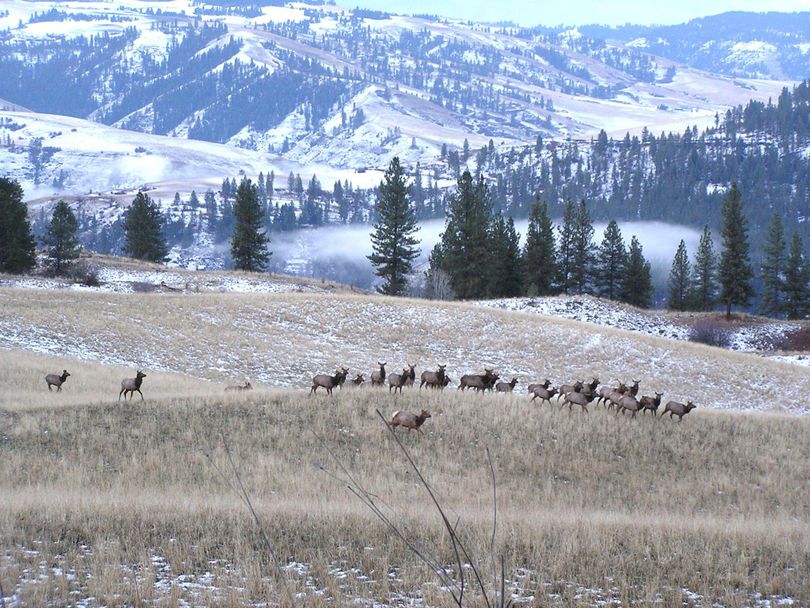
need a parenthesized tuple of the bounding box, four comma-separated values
(334, 181, 349, 223)
(667, 240, 691, 311)
(124, 191, 168, 263)
(595, 220, 626, 300)
(367, 157, 420, 296)
(689, 225, 717, 311)
(204, 190, 217, 233)
(783, 233, 810, 320)
(489, 214, 523, 298)
(523, 197, 558, 295)
(620, 236, 653, 308)
(718, 183, 754, 319)
(760, 213, 786, 317)
(571, 199, 595, 294)
(434, 171, 492, 299)
(189, 190, 200, 209)
(0, 177, 36, 274)
(43, 200, 80, 275)
(556, 199, 576, 294)
(230, 179, 270, 272)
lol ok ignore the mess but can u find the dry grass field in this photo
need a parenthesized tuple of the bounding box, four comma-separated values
(0, 287, 808, 412)
(1, 349, 809, 607)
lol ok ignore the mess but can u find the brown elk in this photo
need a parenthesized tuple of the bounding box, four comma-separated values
(628, 379, 641, 397)
(225, 381, 252, 391)
(310, 368, 349, 396)
(403, 364, 417, 388)
(390, 409, 431, 434)
(495, 377, 518, 392)
(527, 379, 551, 394)
(661, 400, 697, 421)
(458, 368, 497, 392)
(616, 395, 643, 418)
(388, 367, 411, 394)
(371, 362, 387, 386)
(640, 392, 663, 415)
(562, 390, 596, 413)
(420, 364, 447, 389)
(580, 377, 600, 397)
(119, 370, 146, 401)
(557, 380, 584, 401)
(530, 386, 558, 405)
(596, 382, 626, 408)
(45, 370, 71, 392)
(351, 374, 365, 386)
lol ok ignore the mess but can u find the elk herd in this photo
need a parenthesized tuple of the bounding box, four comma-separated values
(307, 362, 699, 432)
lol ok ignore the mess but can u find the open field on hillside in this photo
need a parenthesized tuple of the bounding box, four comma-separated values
(1, 350, 808, 606)
(0, 287, 808, 412)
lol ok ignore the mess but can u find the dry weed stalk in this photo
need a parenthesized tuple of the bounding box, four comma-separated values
(316, 409, 513, 608)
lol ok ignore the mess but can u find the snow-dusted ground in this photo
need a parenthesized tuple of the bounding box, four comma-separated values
(476, 295, 810, 367)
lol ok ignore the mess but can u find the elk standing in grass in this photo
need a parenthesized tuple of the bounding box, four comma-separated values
(530, 385, 558, 405)
(528, 379, 551, 394)
(616, 395, 643, 418)
(371, 362, 387, 387)
(225, 381, 252, 391)
(45, 370, 71, 392)
(119, 370, 147, 401)
(403, 364, 416, 388)
(459, 368, 497, 392)
(640, 392, 663, 415)
(420, 364, 447, 389)
(310, 368, 349, 396)
(661, 400, 697, 421)
(562, 390, 596, 413)
(351, 374, 365, 386)
(496, 377, 518, 393)
(390, 409, 431, 434)
(388, 367, 410, 394)
(557, 380, 584, 401)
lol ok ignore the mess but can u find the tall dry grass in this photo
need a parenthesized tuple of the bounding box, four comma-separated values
(1, 350, 808, 606)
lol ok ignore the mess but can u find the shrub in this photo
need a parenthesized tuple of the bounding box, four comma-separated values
(689, 318, 732, 348)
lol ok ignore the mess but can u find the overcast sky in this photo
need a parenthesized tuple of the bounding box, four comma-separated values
(348, 0, 810, 26)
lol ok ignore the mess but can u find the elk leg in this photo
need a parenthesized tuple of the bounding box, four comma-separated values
(136, 388, 144, 401)
(57, 385, 62, 392)
(48, 384, 52, 391)
(118, 389, 124, 401)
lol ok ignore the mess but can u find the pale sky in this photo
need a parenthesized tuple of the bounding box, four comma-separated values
(349, 0, 810, 26)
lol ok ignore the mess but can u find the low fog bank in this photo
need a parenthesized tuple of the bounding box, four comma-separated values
(268, 219, 703, 298)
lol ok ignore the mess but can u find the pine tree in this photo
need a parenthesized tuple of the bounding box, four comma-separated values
(230, 179, 270, 272)
(556, 200, 576, 294)
(783, 233, 810, 320)
(43, 200, 80, 275)
(204, 190, 217, 233)
(571, 199, 595, 294)
(489, 214, 523, 298)
(0, 177, 36, 274)
(718, 183, 754, 319)
(689, 225, 717, 311)
(760, 213, 786, 317)
(367, 157, 420, 296)
(434, 171, 492, 299)
(189, 190, 200, 209)
(620, 236, 653, 308)
(124, 191, 168, 263)
(667, 240, 691, 311)
(523, 197, 558, 295)
(595, 220, 626, 300)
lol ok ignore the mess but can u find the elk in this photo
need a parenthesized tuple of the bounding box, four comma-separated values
(616, 395, 643, 418)
(561, 390, 596, 413)
(628, 379, 641, 397)
(495, 377, 518, 392)
(371, 362, 387, 386)
(390, 409, 431, 434)
(45, 370, 71, 392)
(403, 363, 417, 388)
(606, 388, 629, 411)
(639, 392, 663, 415)
(527, 379, 551, 394)
(351, 374, 365, 386)
(661, 400, 697, 421)
(388, 367, 411, 394)
(420, 364, 447, 389)
(225, 381, 252, 391)
(310, 368, 349, 396)
(530, 386, 558, 405)
(557, 380, 584, 401)
(458, 368, 497, 392)
(596, 382, 626, 408)
(119, 370, 146, 401)
(580, 377, 600, 397)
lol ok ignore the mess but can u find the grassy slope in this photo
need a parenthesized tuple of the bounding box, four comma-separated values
(0, 287, 808, 411)
(1, 350, 808, 606)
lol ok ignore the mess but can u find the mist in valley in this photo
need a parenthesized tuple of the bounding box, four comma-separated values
(268, 219, 703, 302)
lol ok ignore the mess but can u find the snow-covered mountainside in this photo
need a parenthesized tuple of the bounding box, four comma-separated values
(0, 0, 801, 197)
